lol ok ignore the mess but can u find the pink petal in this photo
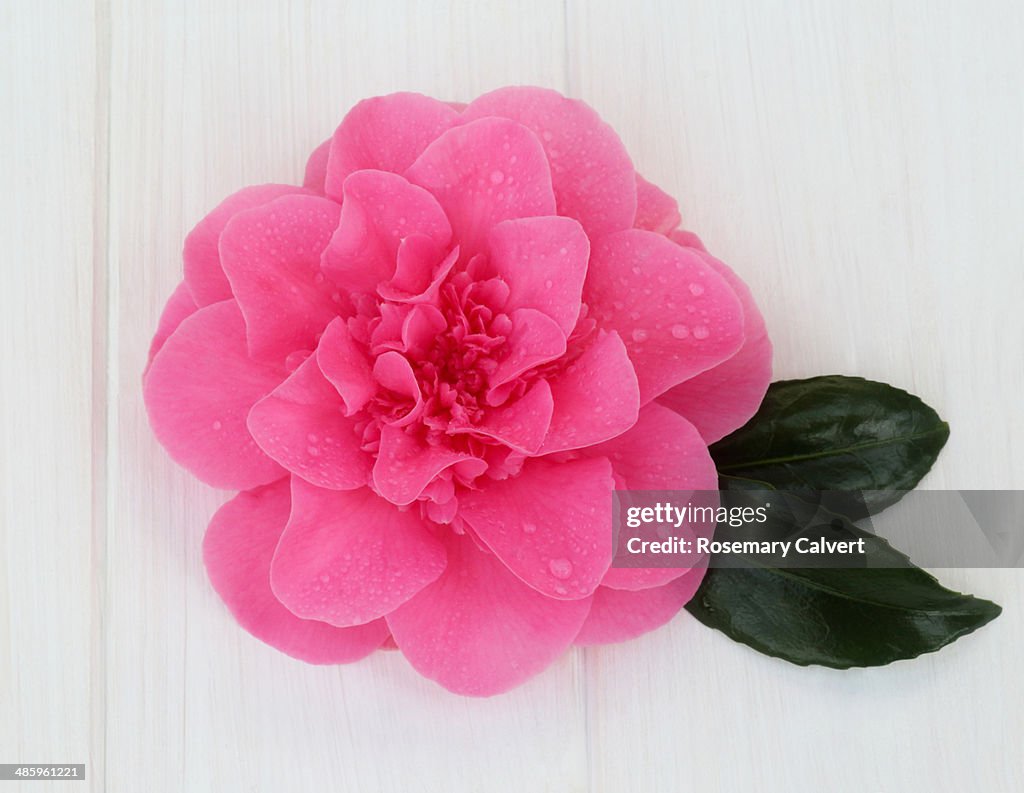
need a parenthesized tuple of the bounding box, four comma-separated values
(462, 86, 636, 238)
(145, 281, 197, 376)
(203, 479, 388, 663)
(658, 332, 772, 443)
(270, 478, 447, 627)
(591, 402, 717, 490)
(488, 308, 567, 396)
(219, 195, 343, 363)
(324, 93, 460, 201)
(657, 248, 772, 443)
(405, 117, 556, 259)
(584, 229, 745, 403)
(400, 304, 448, 356)
(144, 300, 285, 490)
(386, 533, 592, 696)
(574, 567, 707, 646)
(538, 330, 639, 454)
(303, 138, 331, 193)
(587, 403, 718, 591)
(459, 457, 614, 600)
(316, 317, 377, 415)
(373, 424, 487, 506)
(372, 351, 424, 426)
(321, 170, 452, 294)
(670, 228, 707, 251)
(634, 174, 681, 234)
(247, 353, 371, 490)
(486, 216, 589, 336)
(183, 184, 311, 307)
(452, 379, 554, 454)
(378, 238, 459, 304)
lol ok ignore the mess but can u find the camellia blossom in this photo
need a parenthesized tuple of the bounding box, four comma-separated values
(144, 87, 771, 696)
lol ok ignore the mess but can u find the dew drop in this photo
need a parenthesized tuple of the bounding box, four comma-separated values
(671, 324, 690, 339)
(544, 279, 553, 289)
(211, 420, 222, 431)
(549, 558, 574, 579)
(632, 328, 649, 343)
(307, 445, 321, 457)
(489, 170, 505, 185)
(522, 522, 537, 534)
(693, 325, 710, 339)
(688, 282, 705, 296)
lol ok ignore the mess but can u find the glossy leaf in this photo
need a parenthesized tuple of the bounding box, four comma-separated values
(711, 375, 950, 517)
(685, 506, 1002, 667)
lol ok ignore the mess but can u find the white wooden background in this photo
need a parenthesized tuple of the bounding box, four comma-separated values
(3, 1, 1022, 791)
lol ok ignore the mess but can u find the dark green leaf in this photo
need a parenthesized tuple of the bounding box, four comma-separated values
(710, 375, 949, 518)
(685, 505, 1002, 667)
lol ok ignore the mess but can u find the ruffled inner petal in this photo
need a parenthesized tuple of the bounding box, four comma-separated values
(538, 330, 639, 454)
(373, 423, 487, 506)
(247, 353, 372, 490)
(485, 216, 589, 336)
(316, 317, 377, 416)
(321, 170, 452, 294)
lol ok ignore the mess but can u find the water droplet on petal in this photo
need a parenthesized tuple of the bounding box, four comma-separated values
(688, 282, 705, 296)
(489, 170, 505, 185)
(693, 325, 710, 339)
(211, 420, 222, 431)
(671, 324, 689, 339)
(549, 558, 573, 579)
(632, 328, 649, 342)
(522, 522, 537, 534)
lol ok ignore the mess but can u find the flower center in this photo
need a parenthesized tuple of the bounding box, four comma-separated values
(417, 275, 512, 431)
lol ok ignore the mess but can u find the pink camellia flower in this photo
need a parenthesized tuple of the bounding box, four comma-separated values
(144, 87, 771, 696)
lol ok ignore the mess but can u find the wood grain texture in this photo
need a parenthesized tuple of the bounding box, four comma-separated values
(0, 0, 100, 783)
(2, 1, 1022, 791)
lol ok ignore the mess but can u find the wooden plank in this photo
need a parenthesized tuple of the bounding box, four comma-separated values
(0, 1, 100, 788)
